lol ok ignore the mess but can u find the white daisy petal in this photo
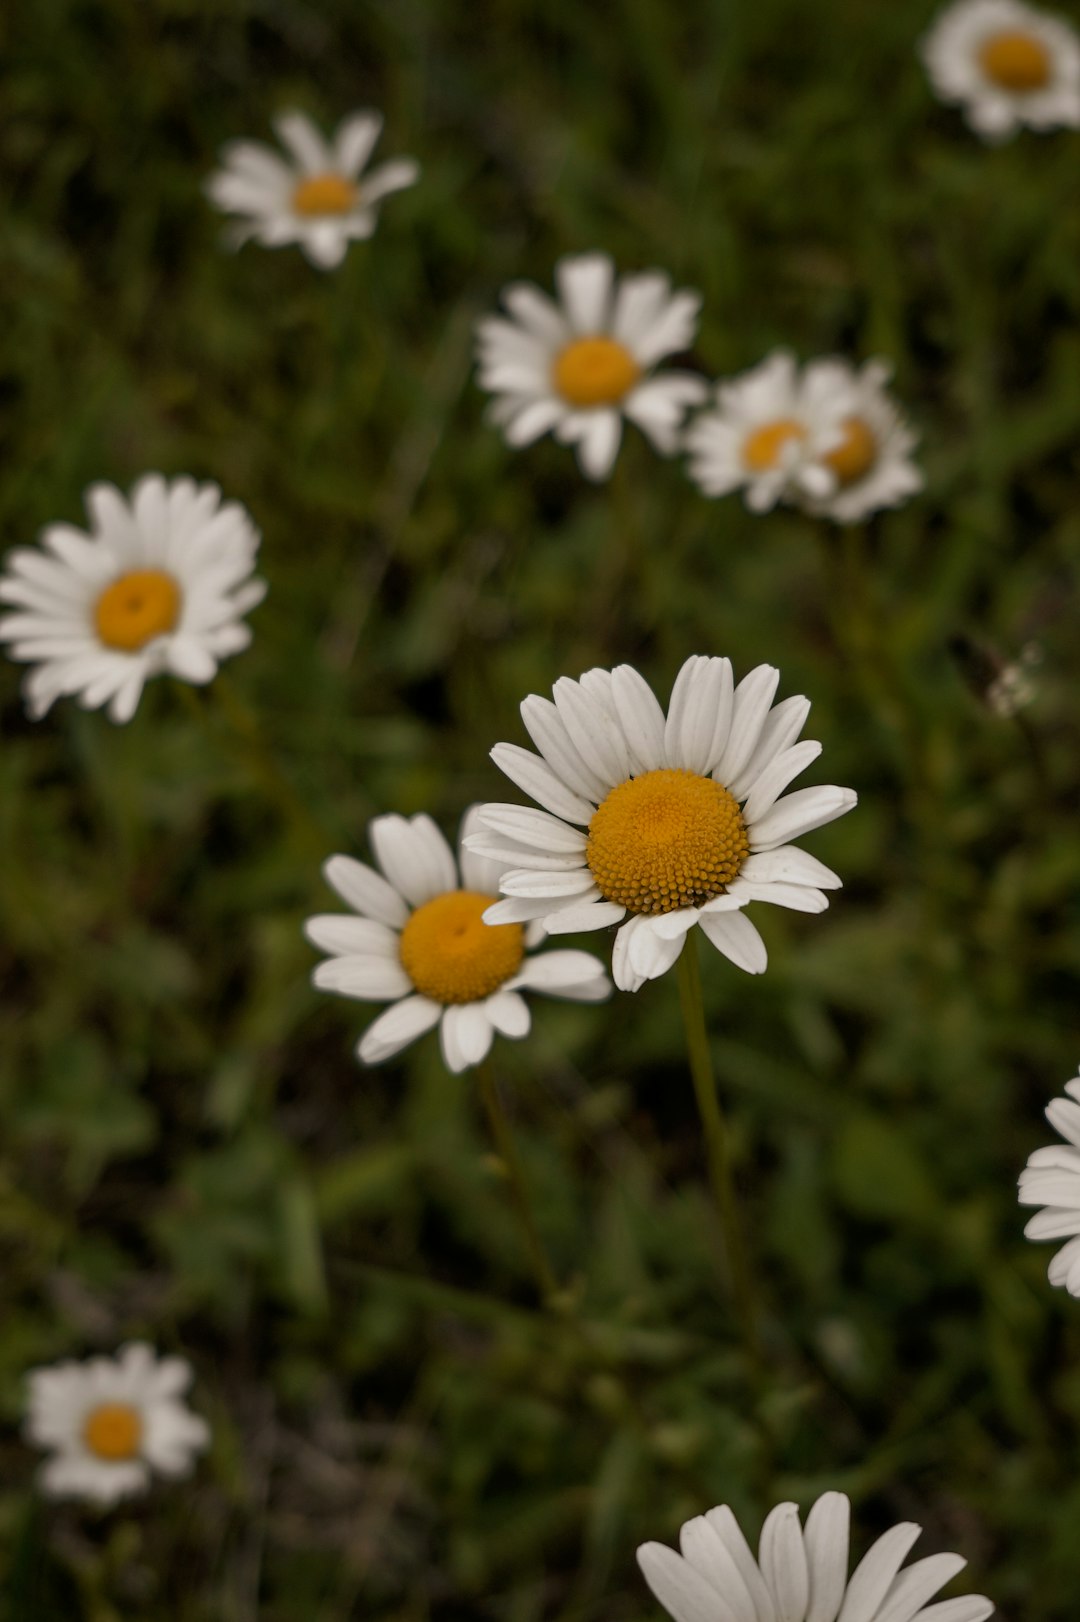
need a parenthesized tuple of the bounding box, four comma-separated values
(698, 910, 768, 975)
(538, 899, 626, 934)
(749, 786, 859, 851)
(440, 1003, 495, 1072)
(556, 252, 615, 333)
(911, 1602, 994, 1622)
(612, 917, 650, 993)
(759, 1502, 809, 1622)
(475, 802, 589, 855)
(875, 1555, 967, 1622)
(638, 1542, 731, 1622)
(1019, 1070, 1080, 1291)
(715, 664, 782, 787)
(521, 694, 611, 801)
(804, 1492, 850, 1622)
(490, 743, 596, 825)
(738, 847, 842, 889)
(370, 813, 458, 908)
(359, 995, 442, 1064)
(303, 916, 400, 958)
(678, 1515, 759, 1622)
(742, 740, 824, 824)
(313, 955, 413, 1002)
(837, 1524, 922, 1622)
(576, 410, 623, 481)
(484, 990, 532, 1038)
(552, 675, 632, 787)
(612, 662, 669, 771)
(323, 855, 410, 928)
(508, 950, 609, 994)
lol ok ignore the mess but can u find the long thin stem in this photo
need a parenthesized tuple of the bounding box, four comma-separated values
(475, 1059, 560, 1304)
(675, 936, 761, 1369)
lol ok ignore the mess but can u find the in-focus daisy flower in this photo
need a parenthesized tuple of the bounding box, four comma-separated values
(206, 109, 419, 269)
(637, 1491, 994, 1622)
(0, 476, 265, 724)
(475, 252, 708, 481)
(1018, 1069, 1080, 1294)
(26, 1343, 209, 1506)
(685, 352, 922, 523)
(797, 359, 923, 525)
(921, 0, 1080, 140)
(467, 657, 856, 993)
(305, 808, 610, 1073)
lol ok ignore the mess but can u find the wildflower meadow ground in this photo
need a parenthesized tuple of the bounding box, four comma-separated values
(3, 0, 1080, 1618)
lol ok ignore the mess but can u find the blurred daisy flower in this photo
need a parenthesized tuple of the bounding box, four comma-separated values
(1018, 1069, 1080, 1294)
(467, 657, 856, 993)
(305, 808, 610, 1073)
(206, 110, 419, 269)
(0, 476, 265, 723)
(637, 1491, 994, 1622)
(686, 352, 922, 523)
(921, 0, 1080, 139)
(26, 1344, 209, 1506)
(475, 252, 707, 481)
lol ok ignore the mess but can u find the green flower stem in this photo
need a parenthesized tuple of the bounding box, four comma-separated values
(675, 935, 762, 1370)
(475, 1058, 560, 1304)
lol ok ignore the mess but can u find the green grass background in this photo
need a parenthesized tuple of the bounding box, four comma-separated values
(3, 0, 1080, 1616)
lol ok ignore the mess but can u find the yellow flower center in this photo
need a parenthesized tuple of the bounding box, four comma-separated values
(83, 1402, 143, 1462)
(291, 173, 359, 216)
(586, 768, 750, 916)
(398, 890, 525, 1005)
(552, 337, 641, 408)
(94, 569, 181, 652)
(823, 415, 878, 485)
(978, 30, 1051, 90)
(742, 418, 806, 473)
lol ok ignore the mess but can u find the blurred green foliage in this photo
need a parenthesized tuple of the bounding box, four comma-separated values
(3, 0, 1080, 1616)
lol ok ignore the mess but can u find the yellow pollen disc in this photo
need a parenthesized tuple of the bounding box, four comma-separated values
(291, 173, 358, 216)
(586, 768, 750, 916)
(94, 569, 181, 652)
(83, 1403, 143, 1462)
(823, 415, 877, 485)
(978, 29, 1051, 90)
(398, 890, 525, 1005)
(742, 417, 806, 473)
(552, 336, 641, 408)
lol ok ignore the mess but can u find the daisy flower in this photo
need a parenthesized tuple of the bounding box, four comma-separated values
(26, 1343, 209, 1506)
(0, 476, 265, 724)
(637, 1491, 994, 1622)
(1018, 1069, 1080, 1294)
(685, 352, 922, 522)
(305, 808, 611, 1073)
(475, 252, 707, 481)
(467, 657, 856, 993)
(921, 0, 1080, 140)
(798, 358, 924, 525)
(206, 109, 419, 269)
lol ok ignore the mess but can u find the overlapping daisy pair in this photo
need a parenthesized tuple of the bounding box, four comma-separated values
(685, 351, 922, 524)
(468, 655, 856, 992)
(306, 807, 610, 1072)
(206, 108, 419, 268)
(922, 0, 1080, 139)
(638, 1492, 994, 1622)
(26, 1344, 208, 1506)
(0, 476, 265, 723)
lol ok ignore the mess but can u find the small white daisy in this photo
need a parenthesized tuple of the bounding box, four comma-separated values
(798, 358, 924, 525)
(637, 1491, 994, 1622)
(206, 109, 419, 269)
(26, 1343, 209, 1506)
(475, 252, 708, 481)
(685, 352, 922, 522)
(1018, 1069, 1080, 1294)
(921, 0, 1080, 140)
(467, 657, 857, 993)
(305, 808, 611, 1073)
(0, 475, 265, 724)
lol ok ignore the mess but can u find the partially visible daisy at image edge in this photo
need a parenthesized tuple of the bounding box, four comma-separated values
(921, 0, 1080, 140)
(0, 475, 265, 723)
(26, 1343, 209, 1506)
(685, 351, 922, 523)
(305, 807, 611, 1073)
(206, 109, 419, 269)
(1018, 1068, 1080, 1294)
(467, 656, 857, 992)
(475, 252, 708, 481)
(637, 1490, 994, 1622)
